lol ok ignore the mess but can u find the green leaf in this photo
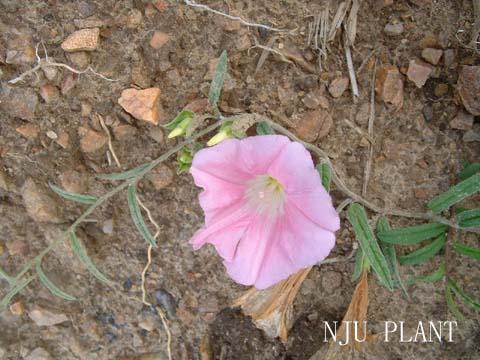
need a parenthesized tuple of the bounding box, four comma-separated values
(457, 208, 480, 228)
(459, 162, 480, 181)
(0, 267, 14, 285)
(453, 242, 480, 261)
(398, 233, 446, 265)
(164, 110, 194, 131)
(49, 183, 97, 205)
(97, 163, 151, 181)
(316, 163, 332, 192)
(351, 247, 368, 281)
(347, 203, 394, 290)
(377, 223, 448, 245)
(448, 278, 480, 312)
(69, 231, 113, 285)
(427, 173, 480, 214)
(445, 283, 464, 320)
(36, 260, 77, 301)
(377, 217, 408, 297)
(0, 276, 35, 312)
(127, 185, 157, 247)
(406, 263, 445, 286)
(208, 50, 228, 105)
(256, 121, 275, 135)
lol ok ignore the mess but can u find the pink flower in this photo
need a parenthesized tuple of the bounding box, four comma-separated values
(190, 135, 340, 289)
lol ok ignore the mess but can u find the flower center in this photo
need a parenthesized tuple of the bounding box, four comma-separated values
(245, 175, 285, 219)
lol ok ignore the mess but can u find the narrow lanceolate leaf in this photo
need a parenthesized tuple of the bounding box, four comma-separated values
(352, 246, 365, 282)
(448, 279, 480, 312)
(164, 110, 194, 130)
(459, 162, 480, 181)
(0, 276, 35, 312)
(406, 263, 445, 286)
(377, 223, 448, 245)
(427, 173, 480, 214)
(399, 233, 446, 266)
(377, 217, 408, 297)
(256, 121, 275, 135)
(316, 163, 332, 192)
(347, 203, 394, 290)
(36, 260, 77, 301)
(49, 183, 97, 204)
(127, 185, 157, 247)
(0, 267, 14, 285)
(69, 231, 113, 285)
(97, 163, 151, 181)
(445, 283, 464, 320)
(208, 50, 228, 105)
(453, 242, 480, 261)
(457, 208, 480, 228)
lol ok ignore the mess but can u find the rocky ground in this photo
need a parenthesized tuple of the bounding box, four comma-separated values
(0, 0, 479, 359)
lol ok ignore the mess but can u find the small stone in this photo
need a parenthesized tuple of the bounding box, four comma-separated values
(184, 98, 211, 113)
(60, 170, 88, 194)
(375, 65, 404, 108)
(294, 109, 332, 142)
(29, 307, 68, 326)
(166, 69, 181, 85)
(153, 0, 169, 12)
(421, 48, 442, 65)
(303, 92, 329, 110)
(67, 51, 90, 68)
(61, 73, 78, 95)
(414, 188, 429, 199)
(118, 88, 163, 125)
(113, 124, 137, 141)
(148, 127, 164, 143)
(443, 49, 456, 68)
(155, 289, 177, 318)
(450, 111, 474, 131)
(78, 127, 106, 153)
(139, 317, 156, 332)
(10, 301, 25, 315)
(22, 178, 63, 223)
(236, 34, 251, 51)
(463, 130, 480, 142)
(434, 83, 448, 97)
(55, 131, 70, 149)
(42, 66, 58, 81)
(16, 123, 40, 139)
(0, 87, 38, 120)
(126, 9, 143, 28)
(422, 105, 434, 122)
(328, 77, 349, 98)
(25, 347, 54, 360)
(81, 102, 92, 117)
(102, 219, 114, 234)
(61, 28, 100, 52)
(46, 130, 58, 140)
(146, 164, 174, 190)
(457, 66, 480, 116)
(384, 22, 404, 36)
(407, 58, 433, 88)
(39, 84, 60, 104)
(149, 31, 170, 50)
(359, 137, 369, 147)
(355, 102, 370, 126)
(7, 240, 29, 256)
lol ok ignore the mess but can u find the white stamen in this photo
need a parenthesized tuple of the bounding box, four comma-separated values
(245, 175, 285, 219)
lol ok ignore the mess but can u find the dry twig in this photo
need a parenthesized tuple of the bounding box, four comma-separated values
(362, 59, 377, 197)
(97, 114, 121, 168)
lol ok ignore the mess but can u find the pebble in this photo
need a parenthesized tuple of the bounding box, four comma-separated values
(126, 9, 143, 28)
(328, 77, 349, 98)
(146, 164, 174, 190)
(25, 347, 54, 360)
(443, 49, 456, 68)
(10, 301, 25, 315)
(113, 124, 137, 141)
(39, 84, 60, 104)
(303, 92, 329, 110)
(22, 178, 63, 223)
(138, 317, 156, 332)
(46, 130, 58, 140)
(29, 307, 68, 326)
(235, 33, 251, 51)
(16, 123, 40, 139)
(457, 65, 480, 116)
(81, 102, 92, 117)
(61, 28, 100, 52)
(61, 73, 78, 95)
(102, 219, 114, 234)
(184, 98, 211, 113)
(414, 188, 429, 199)
(67, 51, 90, 68)
(384, 22, 404, 36)
(118, 88, 163, 125)
(450, 111, 474, 131)
(55, 131, 70, 149)
(149, 31, 170, 50)
(463, 129, 480, 142)
(375, 65, 404, 108)
(355, 102, 370, 126)
(294, 109, 332, 142)
(148, 127, 164, 144)
(60, 170, 88, 194)
(78, 127, 106, 153)
(155, 289, 177, 319)
(421, 48, 442, 65)
(7, 239, 29, 255)
(42, 66, 58, 81)
(407, 58, 433, 88)
(0, 87, 38, 120)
